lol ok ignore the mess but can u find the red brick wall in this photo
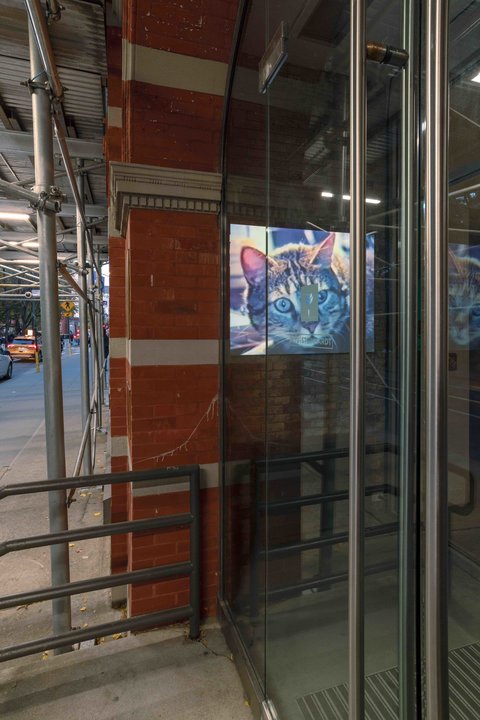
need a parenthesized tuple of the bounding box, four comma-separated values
(106, 0, 240, 621)
(124, 206, 220, 617)
(105, 25, 123, 166)
(125, 83, 223, 171)
(126, 209, 219, 341)
(124, 0, 237, 63)
(128, 488, 219, 617)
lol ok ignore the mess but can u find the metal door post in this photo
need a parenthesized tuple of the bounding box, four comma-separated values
(349, 0, 367, 716)
(76, 161, 92, 475)
(399, 0, 417, 716)
(425, 0, 450, 715)
(28, 20, 72, 650)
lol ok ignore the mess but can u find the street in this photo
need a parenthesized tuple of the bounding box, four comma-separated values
(0, 347, 83, 473)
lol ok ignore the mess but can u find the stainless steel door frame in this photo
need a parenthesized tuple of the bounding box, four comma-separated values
(399, 0, 419, 716)
(348, 0, 367, 717)
(349, 0, 450, 717)
(424, 0, 450, 717)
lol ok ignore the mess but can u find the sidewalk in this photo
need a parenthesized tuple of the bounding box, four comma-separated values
(0, 355, 253, 719)
(0, 625, 254, 720)
(0, 373, 119, 658)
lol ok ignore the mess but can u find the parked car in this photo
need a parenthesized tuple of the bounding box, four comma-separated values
(0, 348, 13, 379)
(7, 335, 42, 361)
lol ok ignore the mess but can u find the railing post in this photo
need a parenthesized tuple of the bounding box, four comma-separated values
(189, 467, 201, 639)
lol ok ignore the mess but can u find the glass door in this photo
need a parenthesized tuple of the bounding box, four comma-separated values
(262, 1, 412, 718)
(444, 1, 480, 718)
(222, 0, 480, 718)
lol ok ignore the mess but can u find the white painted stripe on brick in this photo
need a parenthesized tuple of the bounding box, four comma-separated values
(132, 462, 219, 496)
(129, 339, 219, 366)
(109, 337, 127, 359)
(200, 462, 219, 488)
(108, 106, 122, 128)
(108, 205, 122, 238)
(111, 435, 129, 457)
(122, 40, 227, 96)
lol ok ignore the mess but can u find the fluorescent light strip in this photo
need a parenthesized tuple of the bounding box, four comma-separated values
(471, 72, 480, 83)
(321, 192, 381, 205)
(0, 212, 31, 221)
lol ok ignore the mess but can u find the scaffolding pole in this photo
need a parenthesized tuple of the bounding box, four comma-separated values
(76, 161, 92, 475)
(28, 19, 72, 651)
(96, 250, 105, 408)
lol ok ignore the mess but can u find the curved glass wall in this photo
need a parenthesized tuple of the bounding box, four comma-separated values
(222, 1, 480, 718)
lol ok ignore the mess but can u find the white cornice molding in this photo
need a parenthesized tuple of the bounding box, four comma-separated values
(110, 162, 222, 236)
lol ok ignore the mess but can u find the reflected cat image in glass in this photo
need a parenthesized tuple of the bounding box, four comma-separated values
(229, 225, 375, 355)
(449, 245, 480, 349)
(241, 235, 350, 352)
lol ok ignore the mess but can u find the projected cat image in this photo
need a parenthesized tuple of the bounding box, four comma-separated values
(449, 244, 480, 350)
(229, 224, 375, 355)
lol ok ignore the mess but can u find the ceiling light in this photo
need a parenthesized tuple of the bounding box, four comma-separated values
(0, 212, 31, 221)
(341, 195, 380, 205)
(471, 72, 480, 83)
(321, 191, 334, 198)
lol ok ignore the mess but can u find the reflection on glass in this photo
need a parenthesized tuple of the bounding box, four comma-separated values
(262, 0, 403, 717)
(447, 4, 480, 707)
(222, 0, 268, 693)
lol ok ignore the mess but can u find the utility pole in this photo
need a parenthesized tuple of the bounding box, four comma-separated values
(28, 20, 72, 650)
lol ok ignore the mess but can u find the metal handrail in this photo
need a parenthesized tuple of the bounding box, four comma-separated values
(249, 444, 399, 614)
(0, 465, 201, 662)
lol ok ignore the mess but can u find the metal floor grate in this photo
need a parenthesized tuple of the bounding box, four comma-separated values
(296, 641, 480, 720)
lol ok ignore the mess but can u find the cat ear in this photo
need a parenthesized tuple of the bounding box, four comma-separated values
(304, 233, 335, 267)
(241, 246, 267, 285)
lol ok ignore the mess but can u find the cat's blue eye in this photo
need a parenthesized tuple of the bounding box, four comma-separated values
(472, 305, 480, 317)
(318, 290, 328, 303)
(274, 298, 293, 313)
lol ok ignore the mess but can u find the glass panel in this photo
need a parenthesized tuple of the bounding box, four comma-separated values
(222, 0, 268, 692)
(262, 3, 352, 713)
(447, 2, 480, 716)
(262, 1, 410, 718)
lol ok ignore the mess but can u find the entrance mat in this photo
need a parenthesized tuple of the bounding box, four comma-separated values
(296, 641, 480, 719)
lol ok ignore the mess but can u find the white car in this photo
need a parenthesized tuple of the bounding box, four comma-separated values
(0, 348, 13, 380)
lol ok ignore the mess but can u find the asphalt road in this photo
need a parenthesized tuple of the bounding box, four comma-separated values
(0, 347, 83, 471)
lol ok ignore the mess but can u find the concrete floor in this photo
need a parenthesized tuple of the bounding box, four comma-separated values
(0, 626, 254, 720)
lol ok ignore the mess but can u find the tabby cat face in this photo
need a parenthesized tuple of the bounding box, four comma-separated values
(240, 235, 349, 349)
(449, 252, 480, 347)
